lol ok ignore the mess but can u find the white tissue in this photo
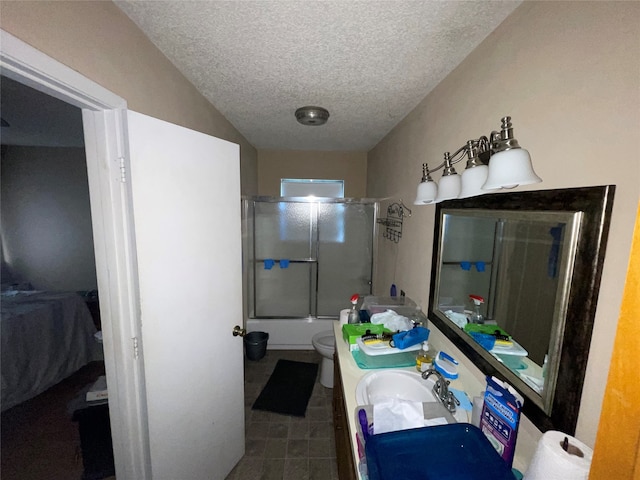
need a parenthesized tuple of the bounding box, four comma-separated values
(524, 431, 593, 480)
(372, 397, 424, 434)
(339, 308, 350, 326)
(369, 309, 412, 332)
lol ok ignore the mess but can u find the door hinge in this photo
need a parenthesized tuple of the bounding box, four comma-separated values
(119, 156, 127, 183)
(132, 336, 140, 359)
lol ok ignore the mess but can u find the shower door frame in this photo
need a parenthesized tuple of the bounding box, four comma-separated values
(244, 196, 379, 320)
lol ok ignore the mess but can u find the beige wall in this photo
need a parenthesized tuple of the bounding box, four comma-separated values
(0, 0, 258, 195)
(368, 0, 640, 465)
(257, 149, 367, 197)
(4, 0, 639, 471)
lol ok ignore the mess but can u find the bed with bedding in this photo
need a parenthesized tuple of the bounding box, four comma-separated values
(1, 289, 101, 411)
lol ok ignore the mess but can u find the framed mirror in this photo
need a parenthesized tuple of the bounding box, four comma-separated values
(427, 186, 615, 434)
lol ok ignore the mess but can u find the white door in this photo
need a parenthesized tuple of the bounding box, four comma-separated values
(127, 111, 244, 479)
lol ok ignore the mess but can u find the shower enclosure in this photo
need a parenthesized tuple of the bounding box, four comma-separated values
(243, 197, 378, 324)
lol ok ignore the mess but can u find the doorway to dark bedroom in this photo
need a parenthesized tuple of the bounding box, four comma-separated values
(1, 75, 115, 480)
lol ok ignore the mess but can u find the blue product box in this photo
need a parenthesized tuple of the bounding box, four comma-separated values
(480, 376, 524, 469)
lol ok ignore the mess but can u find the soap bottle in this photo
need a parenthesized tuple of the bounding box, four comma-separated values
(469, 294, 485, 324)
(347, 294, 360, 324)
(415, 341, 433, 372)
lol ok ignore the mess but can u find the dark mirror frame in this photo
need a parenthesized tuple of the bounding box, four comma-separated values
(427, 185, 615, 434)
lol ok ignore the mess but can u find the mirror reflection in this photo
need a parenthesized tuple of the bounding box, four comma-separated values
(427, 186, 615, 435)
(435, 210, 581, 410)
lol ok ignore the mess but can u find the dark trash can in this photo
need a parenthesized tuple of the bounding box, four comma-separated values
(244, 331, 269, 361)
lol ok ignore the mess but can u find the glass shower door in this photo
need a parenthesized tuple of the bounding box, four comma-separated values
(252, 201, 317, 317)
(246, 197, 377, 319)
(316, 202, 375, 317)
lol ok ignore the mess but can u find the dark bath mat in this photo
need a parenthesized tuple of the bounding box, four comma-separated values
(252, 359, 319, 417)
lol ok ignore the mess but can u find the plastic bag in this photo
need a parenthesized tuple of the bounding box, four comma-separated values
(369, 309, 412, 331)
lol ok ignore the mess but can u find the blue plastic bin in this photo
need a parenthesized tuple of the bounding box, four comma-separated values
(365, 423, 516, 480)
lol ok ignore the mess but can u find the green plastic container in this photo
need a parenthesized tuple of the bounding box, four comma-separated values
(342, 323, 386, 346)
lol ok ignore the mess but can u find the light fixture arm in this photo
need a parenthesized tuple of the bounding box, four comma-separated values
(427, 139, 481, 173)
(422, 116, 518, 175)
(414, 116, 541, 205)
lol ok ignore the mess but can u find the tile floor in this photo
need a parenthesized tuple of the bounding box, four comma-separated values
(225, 349, 339, 480)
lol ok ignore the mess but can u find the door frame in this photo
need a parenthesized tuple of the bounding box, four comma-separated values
(0, 30, 151, 479)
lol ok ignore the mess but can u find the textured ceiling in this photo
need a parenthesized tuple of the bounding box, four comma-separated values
(115, 1, 521, 151)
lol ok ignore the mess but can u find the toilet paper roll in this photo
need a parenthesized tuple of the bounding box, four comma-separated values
(524, 431, 593, 480)
(339, 309, 350, 326)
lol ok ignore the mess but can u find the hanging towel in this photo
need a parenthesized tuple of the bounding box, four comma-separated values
(475, 261, 486, 272)
(548, 224, 564, 278)
(460, 261, 472, 271)
(264, 259, 275, 270)
(279, 259, 290, 269)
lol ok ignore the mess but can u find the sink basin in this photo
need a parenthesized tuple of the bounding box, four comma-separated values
(355, 370, 438, 405)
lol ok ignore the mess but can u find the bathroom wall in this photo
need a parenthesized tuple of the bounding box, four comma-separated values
(3, 0, 638, 469)
(0, 0, 259, 195)
(258, 149, 367, 197)
(367, 0, 639, 458)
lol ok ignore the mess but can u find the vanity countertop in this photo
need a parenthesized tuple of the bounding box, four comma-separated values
(332, 321, 474, 478)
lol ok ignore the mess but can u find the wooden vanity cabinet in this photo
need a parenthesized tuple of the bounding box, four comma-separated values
(333, 354, 357, 480)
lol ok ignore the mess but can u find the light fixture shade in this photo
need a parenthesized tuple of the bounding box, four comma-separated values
(414, 179, 438, 205)
(435, 173, 461, 202)
(459, 164, 489, 198)
(482, 148, 542, 190)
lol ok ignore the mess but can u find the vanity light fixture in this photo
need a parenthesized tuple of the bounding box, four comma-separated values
(414, 116, 542, 205)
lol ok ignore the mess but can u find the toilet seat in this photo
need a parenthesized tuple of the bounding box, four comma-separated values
(314, 333, 334, 348)
(312, 331, 335, 357)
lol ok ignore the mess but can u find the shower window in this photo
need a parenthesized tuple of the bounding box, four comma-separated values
(280, 179, 344, 198)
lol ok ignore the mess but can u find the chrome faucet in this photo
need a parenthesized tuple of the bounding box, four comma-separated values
(422, 368, 460, 413)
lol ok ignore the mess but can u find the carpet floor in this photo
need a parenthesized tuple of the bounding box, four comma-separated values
(1, 361, 115, 480)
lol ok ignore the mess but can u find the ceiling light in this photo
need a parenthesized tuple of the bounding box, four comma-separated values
(295, 106, 329, 126)
(414, 116, 541, 205)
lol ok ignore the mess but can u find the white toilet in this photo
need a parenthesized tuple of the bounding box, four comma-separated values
(312, 330, 336, 388)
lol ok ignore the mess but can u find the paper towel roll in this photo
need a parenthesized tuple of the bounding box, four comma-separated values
(524, 430, 593, 480)
(339, 308, 350, 326)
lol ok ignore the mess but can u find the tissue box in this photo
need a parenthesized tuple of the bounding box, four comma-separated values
(342, 324, 386, 350)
